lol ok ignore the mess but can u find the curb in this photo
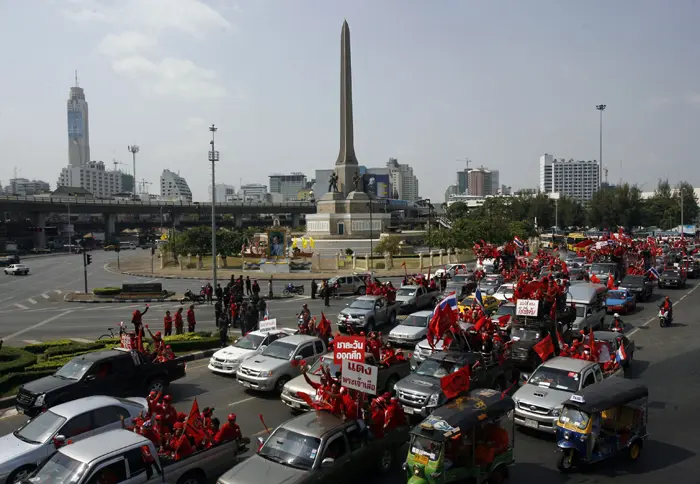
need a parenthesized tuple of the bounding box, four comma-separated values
(0, 349, 219, 412)
(108, 268, 433, 281)
(68, 298, 181, 304)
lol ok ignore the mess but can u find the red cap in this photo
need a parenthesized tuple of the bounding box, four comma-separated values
(228, 413, 236, 421)
(155, 332, 162, 338)
(163, 395, 172, 403)
(173, 422, 183, 430)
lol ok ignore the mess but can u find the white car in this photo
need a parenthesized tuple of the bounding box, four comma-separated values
(208, 328, 296, 374)
(0, 395, 146, 483)
(4, 264, 29, 275)
(388, 310, 433, 347)
(492, 283, 514, 303)
(432, 264, 470, 278)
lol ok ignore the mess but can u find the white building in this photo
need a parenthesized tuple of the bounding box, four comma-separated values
(269, 173, 307, 201)
(209, 184, 236, 202)
(239, 183, 268, 202)
(160, 170, 193, 202)
(539, 154, 600, 202)
(387, 158, 419, 201)
(447, 193, 513, 208)
(67, 79, 90, 167)
(4, 178, 51, 196)
(57, 161, 122, 198)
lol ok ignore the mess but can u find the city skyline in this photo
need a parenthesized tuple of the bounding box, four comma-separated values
(1, 1, 699, 202)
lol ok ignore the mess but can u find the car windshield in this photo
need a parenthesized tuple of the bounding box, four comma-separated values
(261, 341, 297, 360)
(349, 299, 375, 310)
(511, 328, 540, 342)
(607, 291, 626, 300)
(495, 286, 513, 296)
(309, 356, 341, 377)
(528, 367, 580, 392)
(451, 275, 470, 283)
(14, 410, 66, 444)
(410, 435, 442, 462)
(416, 359, 465, 378)
(559, 406, 591, 431)
(397, 288, 417, 296)
(29, 452, 87, 484)
(590, 264, 614, 275)
(662, 270, 679, 276)
(495, 305, 516, 317)
(400, 314, 429, 328)
(258, 428, 321, 471)
(622, 276, 643, 286)
(234, 334, 265, 350)
(54, 359, 93, 380)
(481, 278, 499, 286)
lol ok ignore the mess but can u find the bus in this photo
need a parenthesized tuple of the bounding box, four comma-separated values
(566, 232, 588, 251)
(541, 233, 566, 249)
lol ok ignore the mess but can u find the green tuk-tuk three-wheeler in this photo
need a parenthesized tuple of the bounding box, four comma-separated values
(404, 388, 515, 484)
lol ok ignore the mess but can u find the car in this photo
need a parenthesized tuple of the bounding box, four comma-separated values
(326, 273, 372, 295)
(658, 268, 686, 289)
(605, 289, 636, 314)
(4, 264, 29, 275)
(441, 274, 477, 299)
(432, 263, 470, 278)
(394, 285, 438, 314)
(619, 274, 654, 302)
(479, 274, 504, 295)
(492, 283, 514, 303)
(388, 310, 433, 346)
(336, 295, 399, 333)
(103, 245, 118, 251)
(492, 302, 516, 331)
(461, 294, 499, 314)
(0, 396, 147, 483)
(208, 328, 296, 374)
(589, 262, 621, 285)
(682, 258, 699, 278)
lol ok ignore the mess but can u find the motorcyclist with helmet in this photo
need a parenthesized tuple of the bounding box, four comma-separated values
(298, 303, 312, 334)
(659, 296, 673, 322)
(609, 313, 624, 331)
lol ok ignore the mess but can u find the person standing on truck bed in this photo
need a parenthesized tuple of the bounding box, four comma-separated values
(131, 305, 149, 333)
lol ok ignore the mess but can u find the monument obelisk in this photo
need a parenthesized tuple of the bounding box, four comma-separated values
(335, 19, 361, 196)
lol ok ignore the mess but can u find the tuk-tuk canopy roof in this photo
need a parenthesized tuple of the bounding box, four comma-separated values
(410, 389, 515, 443)
(565, 377, 648, 414)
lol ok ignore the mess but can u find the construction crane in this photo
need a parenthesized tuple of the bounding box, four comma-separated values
(456, 157, 472, 171)
(139, 179, 152, 195)
(112, 159, 127, 173)
(603, 166, 609, 184)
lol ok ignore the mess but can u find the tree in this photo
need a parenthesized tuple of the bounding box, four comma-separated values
(374, 235, 402, 255)
(673, 182, 699, 228)
(446, 202, 470, 220)
(165, 226, 248, 256)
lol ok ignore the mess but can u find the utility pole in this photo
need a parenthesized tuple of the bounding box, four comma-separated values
(369, 200, 373, 269)
(127, 145, 140, 195)
(208, 125, 220, 292)
(596, 104, 606, 189)
(83, 250, 92, 293)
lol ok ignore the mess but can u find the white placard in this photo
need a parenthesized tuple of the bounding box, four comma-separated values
(516, 299, 539, 317)
(341, 360, 378, 395)
(258, 318, 277, 332)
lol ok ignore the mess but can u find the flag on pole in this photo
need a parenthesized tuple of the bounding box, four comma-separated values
(302, 238, 308, 249)
(474, 288, 486, 311)
(432, 292, 458, 317)
(513, 236, 525, 249)
(647, 267, 660, 279)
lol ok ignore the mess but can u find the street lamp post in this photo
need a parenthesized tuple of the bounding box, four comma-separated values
(369, 200, 373, 269)
(208, 125, 220, 292)
(596, 105, 606, 187)
(425, 198, 432, 263)
(127, 145, 140, 195)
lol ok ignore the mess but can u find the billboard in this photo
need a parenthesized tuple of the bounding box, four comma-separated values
(68, 111, 83, 138)
(363, 173, 390, 199)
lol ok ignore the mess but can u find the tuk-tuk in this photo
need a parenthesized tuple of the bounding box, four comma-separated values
(405, 388, 515, 484)
(555, 377, 648, 472)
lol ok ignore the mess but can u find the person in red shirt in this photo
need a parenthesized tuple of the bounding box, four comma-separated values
(146, 391, 161, 417)
(369, 399, 385, 439)
(186, 305, 196, 333)
(229, 302, 237, 327)
(380, 343, 397, 366)
(339, 388, 357, 420)
(160, 395, 178, 427)
(139, 421, 161, 448)
(145, 326, 165, 353)
(174, 308, 185, 335)
(367, 333, 381, 360)
(163, 311, 173, 337)
(171, 423, 194, 460)
(214, 413, 242, 444)
(131, 305, 149, 333)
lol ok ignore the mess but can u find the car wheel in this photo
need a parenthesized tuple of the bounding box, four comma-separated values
(357, 286, 366, 295)
(627, 441, 642, 462)
(275, 376, 291, 394)
(147, 378, 167, 395)
(377, 447, 394, 473)
(8, 465, 36, 483)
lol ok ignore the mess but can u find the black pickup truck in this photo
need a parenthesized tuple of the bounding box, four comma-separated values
(15, 348, 186, 417)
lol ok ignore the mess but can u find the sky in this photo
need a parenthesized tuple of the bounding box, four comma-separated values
(0, 0, 699, 202)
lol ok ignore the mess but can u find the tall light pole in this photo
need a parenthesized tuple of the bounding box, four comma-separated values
(596, 105, 606, 188)
(208, 125, 220, 291)
(127, 145, 140, 195)
(368, 199, 373, 269)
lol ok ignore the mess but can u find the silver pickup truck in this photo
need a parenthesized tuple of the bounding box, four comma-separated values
(394, 285, 438, 314)
(336, 295, 399, 334)
(25, 428, 243, 484)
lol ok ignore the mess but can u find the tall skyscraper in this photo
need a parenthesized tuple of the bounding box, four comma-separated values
(467, 168, 493, 197)
(539, 154, 600, 202)
(160, 169, 193, 202)
(387, 158, 420, 201)
(67, 73, 90, 166)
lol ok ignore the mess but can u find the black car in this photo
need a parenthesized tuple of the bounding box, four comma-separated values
(658, 268, 686, 289)
(682, 258, 699, 278)
(620, 274, 654, 301)
(443, 274, 477, 298)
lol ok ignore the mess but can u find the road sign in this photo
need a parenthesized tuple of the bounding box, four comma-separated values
(259, 318, 277, 332)
(333, 336, 366, 364)
(341, 360, 378, 395)
(516, 299, 539, 317)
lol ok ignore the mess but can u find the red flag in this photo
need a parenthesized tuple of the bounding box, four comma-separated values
(497, 314, 511, 328)
(317, 313, 331, 337)
(427, 303, 457, 349)
(590, 274, 601, 284)
(588, 331, 597, 361)
(533, 334, 554, 362)
(440, 365, 471, 399)
(185, 398, 206, 444)
(607, 274, 616, 290)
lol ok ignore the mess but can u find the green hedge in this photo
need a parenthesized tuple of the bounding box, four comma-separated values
(0, 370, 56, 396)
(0, 347, 37, 373)
(44, 341, 111, 358)
(93, 287, 122, 296)
(24, 340, 74, 354)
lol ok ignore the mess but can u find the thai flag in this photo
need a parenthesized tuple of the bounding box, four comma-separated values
(474, 288, 486, 311)
(615, 345, 627, 364)
(433, 292, 458, 316)
(264, 308, 269, 320)
(647, 267, 660, 280)
(513, 236, 525, 249)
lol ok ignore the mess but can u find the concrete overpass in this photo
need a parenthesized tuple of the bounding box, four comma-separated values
(0, 195, 316, 248)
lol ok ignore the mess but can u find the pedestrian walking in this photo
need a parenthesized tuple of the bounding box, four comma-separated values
(187, 304, 197, 333)
(252, 280, 260, 299)
(324, 279, 330, 307)
(214, 300, 222, 326)
(163, 310, 173, 337)
(174, 307, 184, 335)
(268, 276, 273, 299)
(311, 279, 317, 299)
(205, 283, 213, 304)
(245, 276, 252, 296)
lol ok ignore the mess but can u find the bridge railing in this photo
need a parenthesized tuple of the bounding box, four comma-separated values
(0, 195, 315, 209)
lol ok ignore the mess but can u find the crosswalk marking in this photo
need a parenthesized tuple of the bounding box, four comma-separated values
(42, 293, 50, 299)
(70, 338, 92, 343)
(27, 298, 38, 305)
(54, 290, 63, 294)
(14, 303, 29, 310)
(23, 339, 41, 345)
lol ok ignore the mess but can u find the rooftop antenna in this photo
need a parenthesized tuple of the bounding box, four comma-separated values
(75, 70, 79, 87)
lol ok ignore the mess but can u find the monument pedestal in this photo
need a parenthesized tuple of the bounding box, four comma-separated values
(261, 259, 291, 274)
(306, 191, 391, 240)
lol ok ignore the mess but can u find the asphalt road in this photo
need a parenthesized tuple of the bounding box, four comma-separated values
(1, 254, 699, 482)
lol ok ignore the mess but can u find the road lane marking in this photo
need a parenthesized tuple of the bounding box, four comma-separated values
(23, 339, 41, 345)
(627, 282, 699, 338)
(228, 397, 257, 407)
(27, 298, 38, 305)
(13, 303, 29, 310)
(42, 294, 50, 299)
(2, 309, 74, 341)
(54, 290, 63, 294)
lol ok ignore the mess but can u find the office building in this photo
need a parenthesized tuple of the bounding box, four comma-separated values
(269, 173, 307, 201)
(387, 158, 419, 201)
(539, 154, 601, 202)
(457, 170, 469, 195)
(239, 183, 268, 202)
(444, 184, 459, 203)
(209, 184, 236, 202)
(467, 167, 493, 197)
(160, 169, 192, 202)
(4, 178, 50, 196)
(57, 161, 122, 198)
(67, 77, 91, 167)
(490, 170, 500, 195)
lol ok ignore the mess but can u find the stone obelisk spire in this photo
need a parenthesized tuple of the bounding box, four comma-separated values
(335, 19, 360, 196)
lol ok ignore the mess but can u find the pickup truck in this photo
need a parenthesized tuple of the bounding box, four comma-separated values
(394, 285, 438, 314)
(395, 350, 516, 419)
(217, 411, 408, 484)
(15, 349, 186, 417)
(336, 295, 400, 334)
(512, 356, 622, 434)
(25, 428, 244, 484)
(281, 352, 411, 411)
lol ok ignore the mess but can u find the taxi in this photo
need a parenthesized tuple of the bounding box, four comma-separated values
(460, 294, 500, 314)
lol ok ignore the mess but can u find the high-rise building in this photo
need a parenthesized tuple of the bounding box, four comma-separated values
(539, 154, 600, 202)
(386, 158, 419, 201)
(160, 169, 192, 202)
(239, 183, 268, 202)
(57, 161, 122, 198)
(269, 173, 308, 201)
(490, 170, 500, 195)
(467, 168, 493, 197)
(444, 185, 459, 202)
(209, 184, 235, 202)
(457, 170, 469, 195)
(5, 178, 50, 196)
(67, 75, 90, 167)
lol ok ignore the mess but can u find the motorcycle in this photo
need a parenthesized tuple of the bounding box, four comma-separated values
(283, 284, 305, 296)
(659, 309, 670, 327)
(181, 289, 205, 304)
(296, 314, 311, 335)
(610, 325, 624, 333)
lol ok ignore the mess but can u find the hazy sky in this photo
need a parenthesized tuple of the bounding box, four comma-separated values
(1, 0, 699, 201)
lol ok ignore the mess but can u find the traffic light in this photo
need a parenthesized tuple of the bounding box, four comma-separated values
(86, 254, 92, 265)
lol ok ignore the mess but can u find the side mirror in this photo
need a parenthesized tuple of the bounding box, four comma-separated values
(321, 457, 335, 468)
(294, 355, 303, 360)
(256, 436, 266, 448)
(85, 375, 96, 382)
(53, 435, 66, 447)
(259, 345, 267, 351)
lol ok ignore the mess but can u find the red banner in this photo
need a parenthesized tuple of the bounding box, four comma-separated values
(333, 336, 366, 364)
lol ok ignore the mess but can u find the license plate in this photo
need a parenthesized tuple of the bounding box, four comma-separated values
(239, 380, 252, 388)
(213, 363, 223, 368)
(414, 454, 429, 465)
(525, 418, 538, 429)
(292, 402, 300, 408)
(403, 406, 415, 414)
